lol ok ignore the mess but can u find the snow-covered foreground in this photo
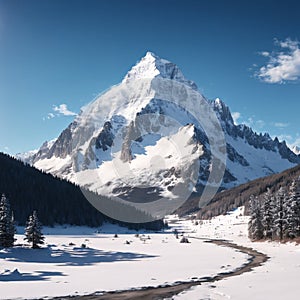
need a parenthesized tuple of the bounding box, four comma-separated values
(175, 207, 300, 300)
(1, 208, 300, 300)
(0, 222, 248, 299)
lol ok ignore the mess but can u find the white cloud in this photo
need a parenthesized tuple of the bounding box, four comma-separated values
(244, 117, 265, 130)
(273, 122, 289, 128)
(288, 136, 300, 148)
(272, 134, 300, 153)
(232, 112, 241, 125)
(47, 112, 55, 119)
(44, 103, 77, 120)
(255, 38, 300, 83)
(53, 104, 77, 116)
(255, 120, 265, 129)
(0, 146, 10, 153)
(260, 51, 270, 57)
(276, 134, 293, 143)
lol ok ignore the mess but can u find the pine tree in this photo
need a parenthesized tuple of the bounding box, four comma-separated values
(0, 194, 15, 248)
(248, 195, 263, 240)
(261, 188, 274, 239)
(284, 179, 300, 238)
(273, 187, 288, 240)
(24, 211, 45, 249)
(9, 212, 16, 243)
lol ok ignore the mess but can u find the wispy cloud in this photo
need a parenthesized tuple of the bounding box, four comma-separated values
(244, 116, 265, 130)
(290, 137, 300, 150)
(232, 112, 241, 125)
(255, 119, 265, 129)
(236, 113, 297, 152)
(53, 104, 77, 116)
(255, 38, 300, 84)
(0, 146, 10, 153)
(273, 134, 300, 153)
(259, 51, 270, 57)
(47, 113, 55, 119)
(276, 134, 293, 142)
(273, 122, 289, 128)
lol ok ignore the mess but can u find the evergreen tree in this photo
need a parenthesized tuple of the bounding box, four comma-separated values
(261, 188, 274, 239)
(24, 211, 45, 249)
(248, 195, 263, 240)
(284, 179, 300, 238)
(273, 187, 288, 240)
(9, 212, 16, 243)
(0, 194, 15, 248)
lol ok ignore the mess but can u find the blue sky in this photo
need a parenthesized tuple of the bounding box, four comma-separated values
(1, 0, 300, 154)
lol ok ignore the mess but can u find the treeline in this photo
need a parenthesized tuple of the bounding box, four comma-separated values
(196, 164, 300, 220)
(248, 178, 300, 241)
(0, 152, 164, 231)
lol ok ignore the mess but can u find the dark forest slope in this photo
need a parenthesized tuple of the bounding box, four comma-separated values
(197, 164, 300, 219)
(0, 152, 163, 230)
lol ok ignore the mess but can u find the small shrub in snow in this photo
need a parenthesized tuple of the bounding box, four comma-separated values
(180, 237, 190, 243)
(140, 236, 147, 243)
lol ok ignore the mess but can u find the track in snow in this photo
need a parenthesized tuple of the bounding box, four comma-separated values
(54, 239, 269, 300)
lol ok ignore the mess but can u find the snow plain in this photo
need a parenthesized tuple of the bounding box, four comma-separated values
(0, 219, 248, 300)
(175, 207, 300, 300)
(1, 208, 300, 299)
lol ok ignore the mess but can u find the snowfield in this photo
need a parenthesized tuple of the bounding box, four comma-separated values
(175, 207, 300, 300)
(0, 221, 247, 299)
(1, 208, 300, 299)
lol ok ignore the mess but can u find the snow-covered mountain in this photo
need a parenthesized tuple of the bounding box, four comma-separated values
(24, 52, 300, 211)
(292, 145, 300, 155)
(15, 149, 38, 164)
(15, 139, 57, 164)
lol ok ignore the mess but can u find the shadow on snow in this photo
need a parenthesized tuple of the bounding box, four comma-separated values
(0, 269, 65, 282)
(0, 245, 157, 267)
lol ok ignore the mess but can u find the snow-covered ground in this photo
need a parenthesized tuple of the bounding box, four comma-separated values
(175, 207, 300, 300)
(1, 208, 300, 299)
(0, 221, 248, 299)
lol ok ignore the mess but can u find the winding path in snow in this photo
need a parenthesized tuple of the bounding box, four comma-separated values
(58, 239, 269, 300)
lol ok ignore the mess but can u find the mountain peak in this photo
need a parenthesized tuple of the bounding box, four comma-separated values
(211, 98, 234, 125)
(122, 52, 198, 89)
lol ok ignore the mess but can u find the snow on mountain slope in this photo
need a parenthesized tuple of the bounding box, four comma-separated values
(15, 149, 38, 163)
(75, 124, 202, 199)
(24, 52, 300, 218)
(15, 139, 57, 164)
(292, 145, 300, 155)
(123, 51, 198, 90)
(224, 134, 295, 185)
(34, 155, 72, 176)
